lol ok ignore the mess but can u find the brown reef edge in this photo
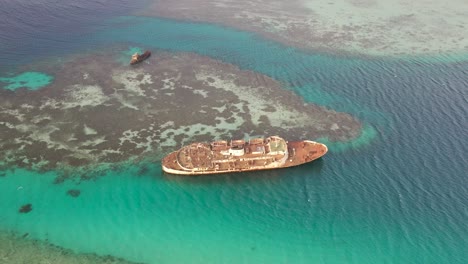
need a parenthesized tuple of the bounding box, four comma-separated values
(162, 135, 327, 175)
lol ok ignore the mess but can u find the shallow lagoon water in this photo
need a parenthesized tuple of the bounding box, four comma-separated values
(1, 3, 467, 264)
(0, 72, 53, 91)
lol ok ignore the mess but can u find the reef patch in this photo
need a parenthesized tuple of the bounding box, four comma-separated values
(0, 48, 361, 178)
(0, 231, 142, 264)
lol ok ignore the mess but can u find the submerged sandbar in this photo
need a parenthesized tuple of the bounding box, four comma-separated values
(145, 0, 468, 57)
(0, 49, 361, 172)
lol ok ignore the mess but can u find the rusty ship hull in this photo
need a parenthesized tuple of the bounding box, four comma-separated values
(162, 136, 327, 175)
(130, 51, 151, 65)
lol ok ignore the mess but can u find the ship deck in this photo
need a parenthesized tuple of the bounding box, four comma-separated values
(176, 144, 286, 171)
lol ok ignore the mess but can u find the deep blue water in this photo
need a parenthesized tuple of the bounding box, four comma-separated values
(0, 0, 147, 68)
(0, 1, 467, 263)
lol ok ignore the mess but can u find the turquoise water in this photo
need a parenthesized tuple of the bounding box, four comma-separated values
(117, 46, 145, 65)
(0, 72, 53, 91)
(1, 4, 468, 264)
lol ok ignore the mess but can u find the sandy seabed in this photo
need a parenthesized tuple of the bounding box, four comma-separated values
(146, 0, 468, 57)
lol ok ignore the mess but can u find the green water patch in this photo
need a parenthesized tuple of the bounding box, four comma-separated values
(0, 164, 379, 263)
(115, 46, 145, 65)
(316, 124, 377, 153)
(2, 153, 464, 264)
(0, 72, 53, 91)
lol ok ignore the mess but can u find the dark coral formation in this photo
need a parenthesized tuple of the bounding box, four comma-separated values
(0, 231, 144, 264)
(19, 203, 32, 213)
(66, 189, 81, 197)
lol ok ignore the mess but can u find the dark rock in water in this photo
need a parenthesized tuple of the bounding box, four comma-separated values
(19, 203, 32, 213)
(67, 189, 81, 197)
(53, 175, 66, 184)
(0, 172, 6, 177)
(137, 165, 149, 176)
